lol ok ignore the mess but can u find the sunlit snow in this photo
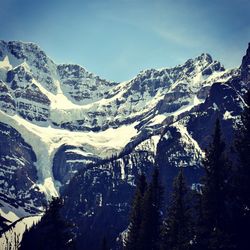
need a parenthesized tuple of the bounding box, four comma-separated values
(0, 110, 138, 197)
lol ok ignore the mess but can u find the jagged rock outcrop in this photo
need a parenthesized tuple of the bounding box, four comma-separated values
(0, 40, 58, 93)
(0, 122, 46, 214)
(57, 64, 117, 104)
(0, 81, 15, 114)
(241, 43, 250, 83)
(52, 144, 100, 185)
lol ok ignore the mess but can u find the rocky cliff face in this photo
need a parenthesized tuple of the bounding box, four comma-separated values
(57, 64, 117, 105)
(0, 81, 15, 114)
(0, 40, 248, 249)
(0, 122, 46, 215)
(0, 40, 58, 93)
(241, 43, 250, 84)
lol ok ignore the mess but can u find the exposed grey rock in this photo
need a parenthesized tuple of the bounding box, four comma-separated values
(0, 122, 46, 214)
(0, 81, 15, 114)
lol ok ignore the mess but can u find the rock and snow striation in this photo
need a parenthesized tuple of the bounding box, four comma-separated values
(0, 40, 248, 240)
(0, 40, 235, 129)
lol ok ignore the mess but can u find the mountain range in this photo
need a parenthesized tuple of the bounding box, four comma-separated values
(0, 40, 249, 249)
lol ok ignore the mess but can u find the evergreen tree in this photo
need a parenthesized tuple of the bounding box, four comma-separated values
(20, 197, 75, 250)
(161, 167, 193, 250)
(138, 168, 164, 250)
(192, 191, 205, 250)
(125, 173, 147, 250)
(196, 119, 232, 250)
(232, 90, 250, 249)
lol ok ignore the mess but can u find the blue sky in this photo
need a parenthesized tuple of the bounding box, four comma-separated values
(1, 0, 250, 82)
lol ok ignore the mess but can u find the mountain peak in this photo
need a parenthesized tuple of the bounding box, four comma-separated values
(197, 53, 213, 63)
(241, 42, 250, 83)
(0, 40, 44, 57)
(182, 53, 215, 72)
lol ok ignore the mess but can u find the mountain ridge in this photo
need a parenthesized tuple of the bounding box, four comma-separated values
(0, 40, 237, 130)
(0, 40, 240, 208)
(0, 40, 249, 249)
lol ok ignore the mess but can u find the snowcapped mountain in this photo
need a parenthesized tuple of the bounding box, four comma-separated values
(0, 40, 249, 249)
(0, 40, 235, 130)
